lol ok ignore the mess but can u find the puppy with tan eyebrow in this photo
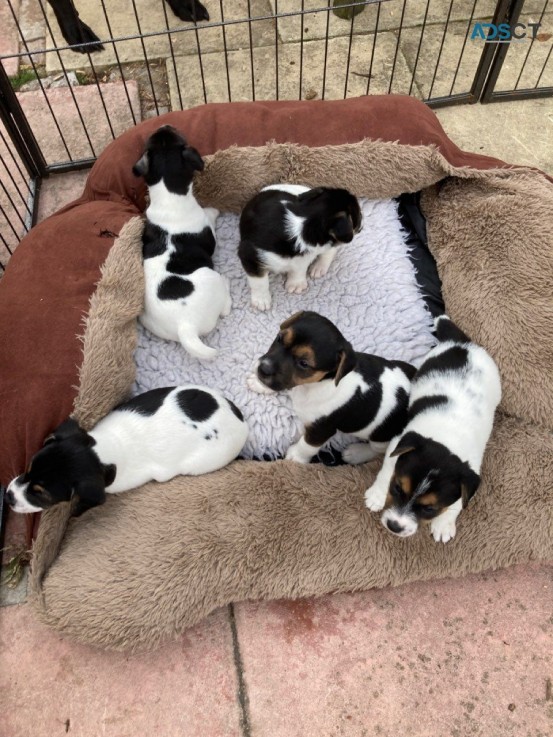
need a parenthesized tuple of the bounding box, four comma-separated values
(248, 311, 416, 464)
(364, 315, 501, 543)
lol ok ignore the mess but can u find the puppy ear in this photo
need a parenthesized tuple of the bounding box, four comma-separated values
(297, 187, 325, 202)
(389, 432, 421, 458)
(102, 463, 116, 488)
(280, 311, 305, 330)
(334, 344, 356, 385)
(183, 146, 204, 172)
(51, 418, 90, 443)
(73, 475, 106, 517)
(329, 212, 354, 243)
(460, 466, 480, 508)
(132, 151, 149, 177)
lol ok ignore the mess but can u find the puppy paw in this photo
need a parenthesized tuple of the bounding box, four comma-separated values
(251, 293, 272, 311)
(309, 260, 331, 279)
(343, 443, 379, 465)
(285, 442, 311, 464)
(364, 483, 387, 512)
(430, 515, 457, 543)
(246, 373, 275, 395)
(285, 279, 308, 295)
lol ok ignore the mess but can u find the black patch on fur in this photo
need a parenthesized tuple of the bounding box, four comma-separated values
(371, 386, 410, 443)
(408, 394, 449, 421)
(142, 221, 168, 259)
(166, 228, 216, 274)
(177, 389, 218, 423)
(416, 346, 469, 380)
(238, 187, 361, 275)
(118, 387, 173, 416)
(227, 399, 244, 422)
(157, 276, 194, 300)
(435, 316, 471, 344)
(304, 353, 414, 449)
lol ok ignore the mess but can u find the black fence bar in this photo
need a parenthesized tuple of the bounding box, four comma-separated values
(0, 0, 551, 274)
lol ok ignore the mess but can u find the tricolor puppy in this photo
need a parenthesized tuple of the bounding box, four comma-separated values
(238, 184, 362, 310)
(248, 311, 415, 464)
(364, 316, 501, 543)
(133, 125, 231, 360)
(5, 386, 248, 516)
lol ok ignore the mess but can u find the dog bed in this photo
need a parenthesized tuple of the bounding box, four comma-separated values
(0, 96, 551, 651)
(133, 196, 436, 460)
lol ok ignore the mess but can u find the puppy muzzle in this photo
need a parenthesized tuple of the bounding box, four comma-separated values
(256, 357, 288, 391)
(380, 507, 419, 538)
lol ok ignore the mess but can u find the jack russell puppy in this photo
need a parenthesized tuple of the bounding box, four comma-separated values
(248, 311, 416, 464)
(133, 125, 231, 360)
(5, 386, 248, 516)
(364, 315, 501, 543)
(238, 184, 362, 310)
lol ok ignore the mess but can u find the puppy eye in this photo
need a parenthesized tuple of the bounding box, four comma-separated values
(296, 359, 311, 370)
(419, 505, 438, 518)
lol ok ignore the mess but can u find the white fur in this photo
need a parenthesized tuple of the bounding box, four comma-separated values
(7, 386, 249, 512)
(133, 198, 437, 461)
(249, 184, 338, 310)
(285, 366, 412, 463)
(365, 320, 501, 542)
(140, 181, 231, 360)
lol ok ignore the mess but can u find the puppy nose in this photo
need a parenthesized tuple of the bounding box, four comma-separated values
(387, 519, 404, 534)
(4, 488, 14, 506)
(258, 359, 275, 378)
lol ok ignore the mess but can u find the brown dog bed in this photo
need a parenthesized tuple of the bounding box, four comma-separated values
(0, 96, 551, 651)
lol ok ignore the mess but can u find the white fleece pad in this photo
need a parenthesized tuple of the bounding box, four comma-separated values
(133, 198, 436, 459)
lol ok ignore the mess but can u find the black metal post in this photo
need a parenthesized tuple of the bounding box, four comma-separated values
(0, 64, 47, 180)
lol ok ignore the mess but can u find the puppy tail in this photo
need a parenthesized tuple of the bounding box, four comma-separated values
(434, 314, 470, 344)
(178, 324, 217, 361)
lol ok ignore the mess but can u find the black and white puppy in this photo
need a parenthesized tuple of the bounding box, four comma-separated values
(364, 316, 501, 543)
(248, 311, 416, 464)
(133, 125, 231, 361)
(5, 386, 248, 516)
(238, 184, 362, 310)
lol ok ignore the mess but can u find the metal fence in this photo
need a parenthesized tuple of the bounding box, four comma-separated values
(0, 0, 551, 270)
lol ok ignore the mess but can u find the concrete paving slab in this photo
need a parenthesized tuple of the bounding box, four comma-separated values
(19, 0, 47, 42)
(400, 20, 487, 100)
(435, 97, 553, 173)
(0, 567, 28, 607)
(0, 603, 243, 737)
(268, 0, 497, 44)
(492, 13, 553, 92)
(235, 563, 553, 737)
(45, 0, 275, 74)
(0, 120, 32, 268)
(0, 0, 21, 77)
(167, 31, 416, 109)
(36, 169, 89, 221)
(17, 80, 140, 166)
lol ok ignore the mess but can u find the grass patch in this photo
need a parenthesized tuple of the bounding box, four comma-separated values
(1, 546, 31, 588)
(9, 67, 37, 91)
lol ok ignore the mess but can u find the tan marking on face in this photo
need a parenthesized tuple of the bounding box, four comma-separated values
(292, 369, 328, 385)
(398, 475, 412, 496)
(292, 345, 316, 364)
(280, 327, 294, 347)
(32, 484, 46, 494)
(417, 492, 439, 506)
